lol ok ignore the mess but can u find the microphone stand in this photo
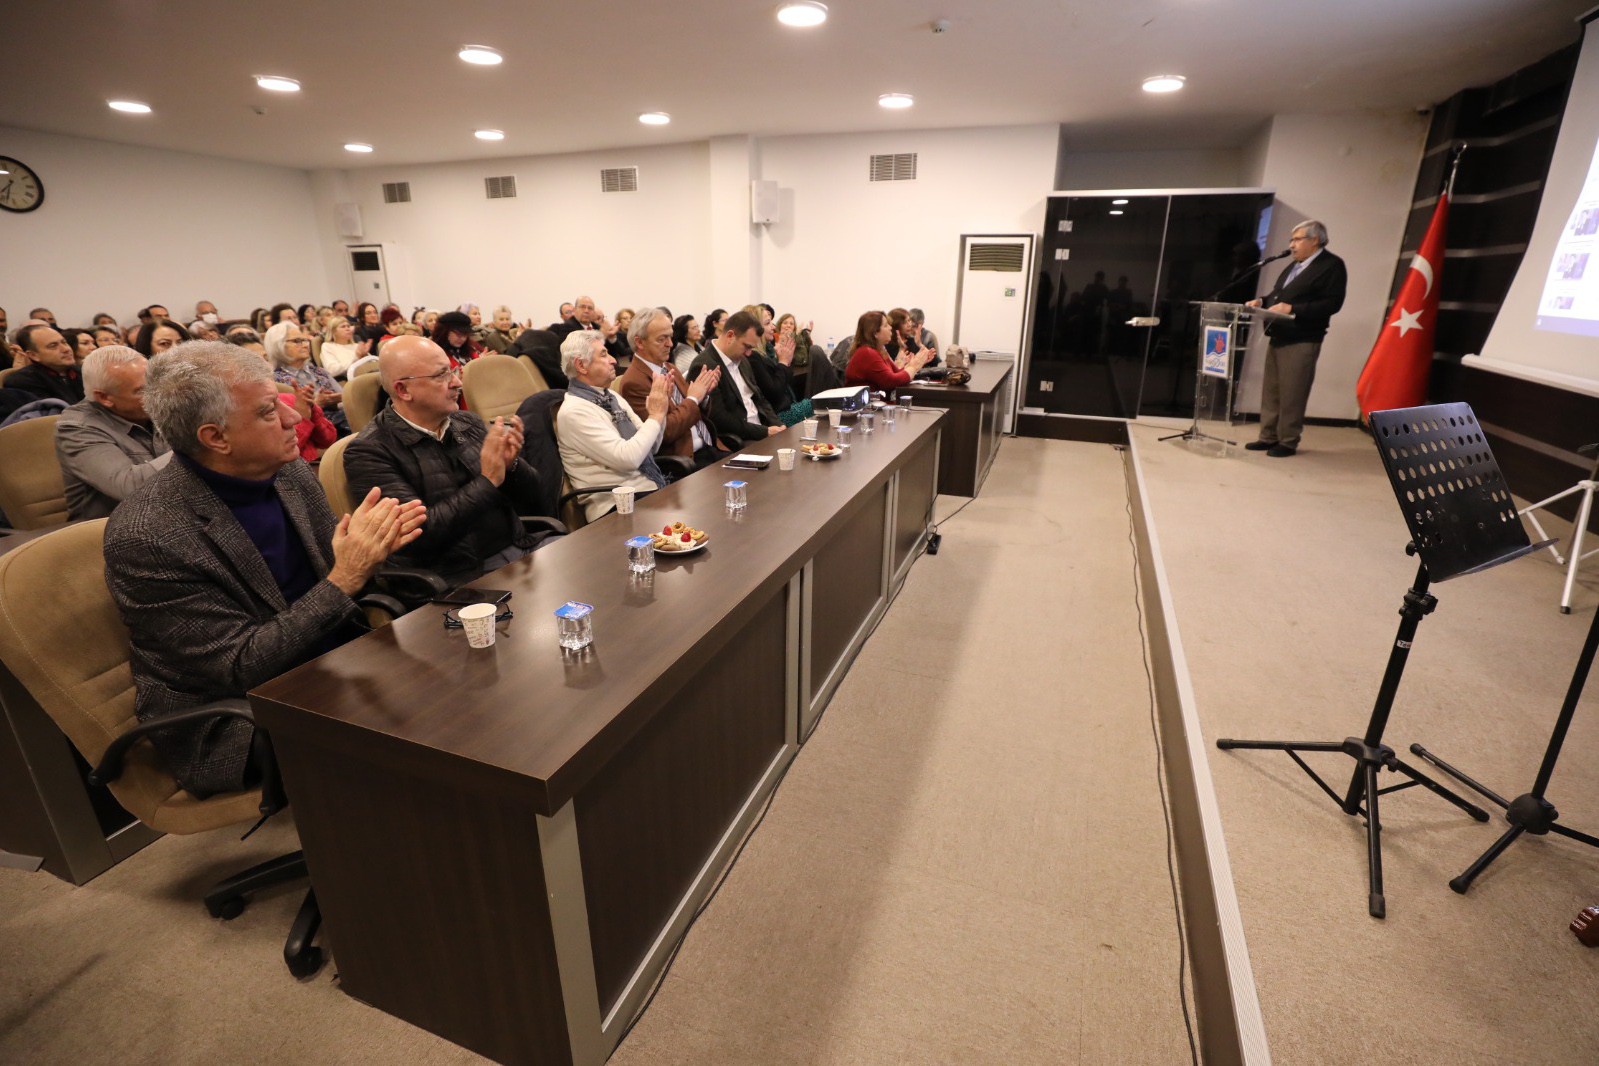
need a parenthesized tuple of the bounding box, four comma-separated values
(1208, 251, 1291, 302)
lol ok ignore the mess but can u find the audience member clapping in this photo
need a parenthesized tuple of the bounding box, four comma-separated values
(557, 330, 671, 522)
(671, 314, 701, 376)
(688, 310, 784, 446)
(845, 310, 934, 391)
(317, 316, 369, 379)
(266, 321, 344, 429)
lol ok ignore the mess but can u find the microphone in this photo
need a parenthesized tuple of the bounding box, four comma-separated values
(1256, 249, 1292, 267)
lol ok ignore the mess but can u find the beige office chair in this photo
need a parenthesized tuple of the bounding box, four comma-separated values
(515, 354, 552, 394)
(0, 416, 68, 530)
(352, 360, 380, 377)
(462, 354, 538, 420)
(342, 371, 383, 432)
(0, 520, 323, 975)
(317, 434, 358, 515)
(0, 366, 20, 387)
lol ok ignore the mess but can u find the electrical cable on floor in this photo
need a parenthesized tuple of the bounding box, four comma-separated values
(1123, 480, 1202, 1066)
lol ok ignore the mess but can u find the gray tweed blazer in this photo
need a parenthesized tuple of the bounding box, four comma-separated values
(104, 457, 360, 794)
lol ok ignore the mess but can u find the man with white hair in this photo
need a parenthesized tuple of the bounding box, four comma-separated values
(550, 294, 597, 340)
(104, 340, 425, 795)
(54, 346, 173, 519)
(616, 306, 725, 467)
(556, 329, 671, 521)
(344, 334, 555, 583)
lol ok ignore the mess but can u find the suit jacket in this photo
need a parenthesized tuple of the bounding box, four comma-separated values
(104, 458, 362, 794)
(616, 357, 718, 459)
(688, 347, 778, 447)
(1261, 249, 1347, 346)
(6, 363, 84, 404)
(54, 399, 173, 520)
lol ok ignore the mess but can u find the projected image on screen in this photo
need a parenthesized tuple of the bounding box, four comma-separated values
(1536, 139, 1599, 337)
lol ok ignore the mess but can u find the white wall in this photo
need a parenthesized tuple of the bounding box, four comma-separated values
(1056, 148, 1247, 191)
(757, 124, 1060, 349)
(1237, 111, 1429, 419)
(0, 126, 327, 329)
(309, 141, 713, 325)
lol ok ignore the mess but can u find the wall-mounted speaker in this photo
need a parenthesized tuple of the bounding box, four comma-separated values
(335, 202, 364, 238)
(750, 180, 779, 226)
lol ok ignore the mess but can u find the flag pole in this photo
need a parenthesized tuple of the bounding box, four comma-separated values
(1445, 143, 1466, 198)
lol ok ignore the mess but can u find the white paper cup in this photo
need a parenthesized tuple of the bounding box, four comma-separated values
(611, 486, 636, 514)
(777, 448, 796, 470)
(827, 407, 842, 428)
(801, 418, 819, 437)
(459, 602, 498, 649)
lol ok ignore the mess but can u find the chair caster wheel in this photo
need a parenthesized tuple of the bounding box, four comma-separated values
(207, 896, 247, 920)
(286, 946, 324, 979)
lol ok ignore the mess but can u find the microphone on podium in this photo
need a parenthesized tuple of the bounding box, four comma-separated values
(1256, 249, 1293, 267)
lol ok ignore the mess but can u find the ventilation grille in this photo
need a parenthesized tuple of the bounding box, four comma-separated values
(600, 166, 639, 193)
(484, 175, 518, 199)
(967, 242, 1025, 272)
(869, 153, 918, 182)
(381, 181, 411, 204)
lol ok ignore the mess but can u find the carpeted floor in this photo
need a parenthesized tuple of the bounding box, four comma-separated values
(1132, 421, 1599, 1065)
(1, 437, 1195, 1065)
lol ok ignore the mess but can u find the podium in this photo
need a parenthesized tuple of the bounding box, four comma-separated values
(1161, 301, 1293, 457)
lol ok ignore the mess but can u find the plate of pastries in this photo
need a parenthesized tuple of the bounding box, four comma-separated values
(651, 521, 710, 554)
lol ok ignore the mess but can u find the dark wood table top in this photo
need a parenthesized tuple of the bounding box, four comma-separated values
(252, 411, 943, 816)
(899, 359, 1014, 403)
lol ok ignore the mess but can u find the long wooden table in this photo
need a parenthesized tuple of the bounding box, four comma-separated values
(251, 410, 943, 1066)
(899, 359, 1013, 497)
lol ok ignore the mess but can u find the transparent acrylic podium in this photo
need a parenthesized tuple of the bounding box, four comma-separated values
(1161, 301, 1293, 458)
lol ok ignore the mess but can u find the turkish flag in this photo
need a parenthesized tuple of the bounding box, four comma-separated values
(1356, 192, 1449, 420)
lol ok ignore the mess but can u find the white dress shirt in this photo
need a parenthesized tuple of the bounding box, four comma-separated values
(716, 345, 761, 423)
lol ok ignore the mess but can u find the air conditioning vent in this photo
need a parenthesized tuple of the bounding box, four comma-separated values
(967, 242, 1025, 272)
(484, 175, 518, 199)
(600, 166, 639, 193)
(381, 181, 411, 204)
(869, 153, 918, 182)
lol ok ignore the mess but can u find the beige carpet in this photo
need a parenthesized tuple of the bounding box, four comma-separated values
(1, 437, 1193, 1065)
(1132, 421, 1599, 1065)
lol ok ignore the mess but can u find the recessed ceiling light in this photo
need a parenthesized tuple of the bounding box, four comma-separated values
(1109, 210, 1125, 216)
(1142, 74, 1186, 94)
(878, 93, 914, 110)
(344, 142, 374, 153)
(108, 100, 152, 114)
(474, 129, 505, 141)
(458, 45, 502, 66)
(638, 112, 671, 126)
(776, 1, 828, 27)
(1112, 198, 1129, 205)
(255, 75, 301, 93)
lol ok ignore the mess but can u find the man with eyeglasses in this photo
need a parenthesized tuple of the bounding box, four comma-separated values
(1244, 219, 1347, 458)
(688, 309, 785, 447)
(344, 334, 555, 584)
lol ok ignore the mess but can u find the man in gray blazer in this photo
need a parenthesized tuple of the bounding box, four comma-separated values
(105, 341, 425, 796)
(55, 346, 172, 520)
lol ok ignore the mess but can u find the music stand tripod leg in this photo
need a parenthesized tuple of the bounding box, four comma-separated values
(1363, 756, 1386, 918)
(1559, 481, 1595, 614)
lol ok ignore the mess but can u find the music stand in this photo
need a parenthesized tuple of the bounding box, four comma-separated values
(1217, 403, 1544, 918)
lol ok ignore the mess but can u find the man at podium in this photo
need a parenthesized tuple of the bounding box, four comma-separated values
(1244, 220, 1347, 457)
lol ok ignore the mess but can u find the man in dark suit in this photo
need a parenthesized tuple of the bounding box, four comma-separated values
(548, 294, 596, 340)
(6, 324, 85, 404)
(617, 306, 726, 467)
(688, 310, 784, 447)
(105, 341, 424, 796)
(1245, 219, 1347, 457)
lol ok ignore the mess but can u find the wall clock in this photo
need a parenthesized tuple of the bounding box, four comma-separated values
(0, 157, 44, 213)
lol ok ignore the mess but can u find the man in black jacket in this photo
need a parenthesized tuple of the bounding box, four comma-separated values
(7, 325, 85, 405)
(1245, 219, 1347, 457)
(344, 335, 552, 585)
(687, 310, 784, 447)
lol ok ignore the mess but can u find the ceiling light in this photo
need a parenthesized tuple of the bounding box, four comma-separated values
(638, 112, 671, 126)
(1142, 74, 1186, 94)
(878, 93, 914, 110)
(776, 1, 828, 27)
(1112, 198, 1129, 205)
(474, 129, 505, 141)
(458, 45, 502, 66)
(1109, 210, 1125, 216)
(108, 100, 152, 114)
(255, 75, 301, 93)
(344, 142, 374, 153)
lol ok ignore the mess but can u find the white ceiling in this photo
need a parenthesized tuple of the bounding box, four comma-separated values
(2, 0, 1591, 170)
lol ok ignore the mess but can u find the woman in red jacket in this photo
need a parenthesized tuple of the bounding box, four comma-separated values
(844, 310, 935, 391)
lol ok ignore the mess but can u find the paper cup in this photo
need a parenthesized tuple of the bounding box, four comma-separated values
(827, 407, 842, 428)
(459, 602, 498, 649)
(801, 418, 819, 437)
(612, 486, 636, 514)
(777, 448, 796, 470)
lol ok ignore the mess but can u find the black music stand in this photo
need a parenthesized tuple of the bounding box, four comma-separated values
(1218, 403, 1545, 918)
(1410, 597, 1599, 894)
